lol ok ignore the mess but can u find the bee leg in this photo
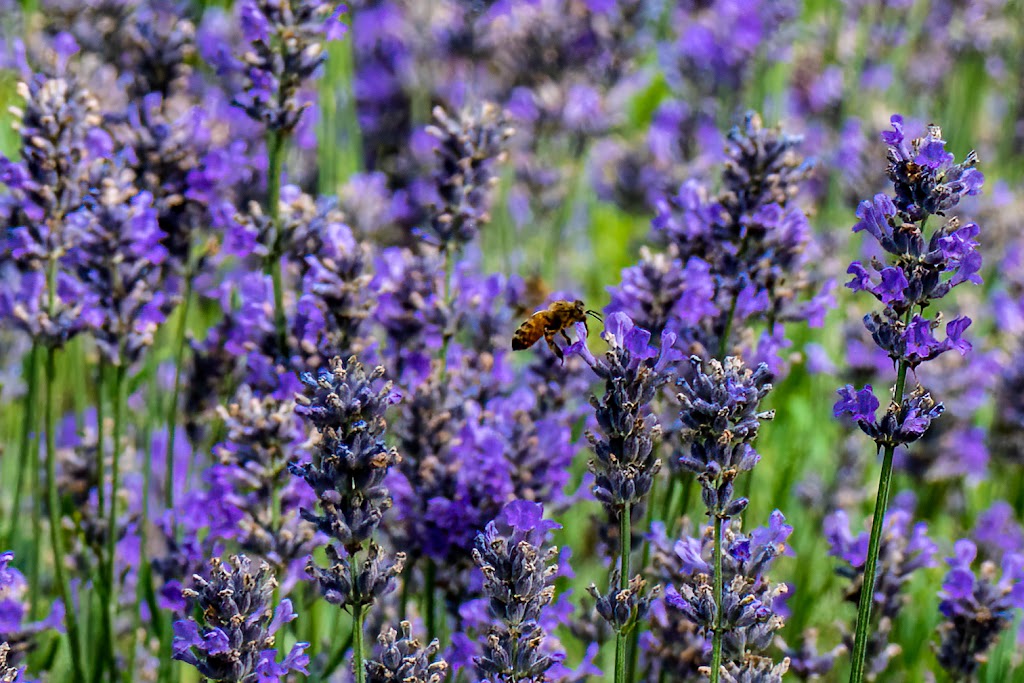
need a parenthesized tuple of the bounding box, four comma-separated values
(560, 329, 572, 346)
(583, 319, 589, 338)
(545, 332, 564, 364)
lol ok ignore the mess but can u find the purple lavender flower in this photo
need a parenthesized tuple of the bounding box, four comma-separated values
(882, 115, 983, 221)
(69, 158, 169, 365)
(824, 495, 937, 678)
(421, 103, 513, 251)
(289, 356, 405, 610)
(935, 540, 1024, 679)
(232, 0, 345, 132)
(619, 112, 829, 369)
(676, 356, 774, 520)
(208, 385, 316, 572)
(569, 312, 679, 511)
(658, 512, 792, 667)
(0, 74, 101, 346)
(172, 554, 309, 682)
(365, 621, 448, 683)
(472, 500, 562, 682)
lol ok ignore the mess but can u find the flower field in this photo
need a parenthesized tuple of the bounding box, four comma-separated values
(1, 1, 1023, 682)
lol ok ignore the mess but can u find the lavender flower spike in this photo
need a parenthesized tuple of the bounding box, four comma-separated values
(840, 115, 984, 683)
(936, 540, 1024, 680)
(472, 500, 562, 683)
(366, 622, 448, 683)
(172, 555, 309, 682)
(233, 0, 346, 132)
(677, 356, 774, 520)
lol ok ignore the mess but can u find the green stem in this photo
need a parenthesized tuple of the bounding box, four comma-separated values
(352, 603, 366, 683)
(164, 277, 193, 511)
(718, 291, 740, 360)
(614, 504, 631, 683)
(438, 247, 454, 383)
(266, 130, 288, 357)
(104, 362, 127, 678)
(46, 346, 85, 683)
(628, 498, 653, 680)
(709, 514, 724, 683)
(848, 360, 910, 683)
(425, 559, 437, 643)
(3, 344, 39, 548)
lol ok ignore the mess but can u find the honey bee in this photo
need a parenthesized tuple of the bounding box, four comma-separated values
(511, 299, 603, 363)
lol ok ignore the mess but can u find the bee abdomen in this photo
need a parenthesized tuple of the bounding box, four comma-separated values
(511, 336, 529, 350)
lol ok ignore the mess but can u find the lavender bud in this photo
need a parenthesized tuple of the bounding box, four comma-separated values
(172, 555, 309, 682)
(366, 621, 448, 683)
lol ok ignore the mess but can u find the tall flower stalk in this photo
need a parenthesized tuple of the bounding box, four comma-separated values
(232, 0, 345, 356)
(835, 115, 983, 683)
(0, 68, 103, 683)
(289, 356, 405, 682)
(569, 313, 678, 683)
(676, 356, 775, 681)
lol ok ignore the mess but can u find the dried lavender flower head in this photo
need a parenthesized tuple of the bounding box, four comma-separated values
(473, 500, 564, 683)
(677, 355, 774, 519)
(172, 554, 309, 682)
(422, 102, 514, 250)
(233, 0, 347, 132)
(290, 356, 402, 550)
(366, 621, 448, 683)
(935, 540, 1024, 680)
(568, 312, 681, 510)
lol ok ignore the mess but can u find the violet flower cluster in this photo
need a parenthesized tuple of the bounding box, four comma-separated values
(613, 112, 829, 371)
(0, 72, 100, 347)
(422, 103, 514, 252)
(835, 115, 983, 442)
(365, 621, 448, 683)
(471, 500, 562, 683)
(570, 312, 679, 512)
(935, 540, 1024, 680)
(0, 551, 63, 668)
(172, 554, 309, 681)
(207, 385, 316, 573)
(232, 0, 346, 132)
(676, 356, 774, 522)
(652, 511, 793, 679)
(289, 356, 405, 610)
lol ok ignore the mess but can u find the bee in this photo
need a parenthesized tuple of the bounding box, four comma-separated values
(511, 299, 603, 363)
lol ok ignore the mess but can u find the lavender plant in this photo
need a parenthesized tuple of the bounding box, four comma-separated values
(676, 355, 776, 681)
(834, 114, 983, 683)
(172, 554, 309, 681)
(569, 312, 678, 683)
(289, 356, 404, 682)
(935, 540, 1024, 681)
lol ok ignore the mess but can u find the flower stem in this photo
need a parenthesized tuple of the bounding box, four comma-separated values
(352, 602, 366, 683)
(45, 346, 85, 683)
(164, 276, 193, 512)
(424, 558, 438, 643)
(848, 359, 909, 683)
(709, 513, 725, 682)
(438, 247, 454, 383)
(7, 345, 39, 614)
(103, 362, 127, 677)
(266, 129, 288, 357)
(614, 503, 631, 683)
